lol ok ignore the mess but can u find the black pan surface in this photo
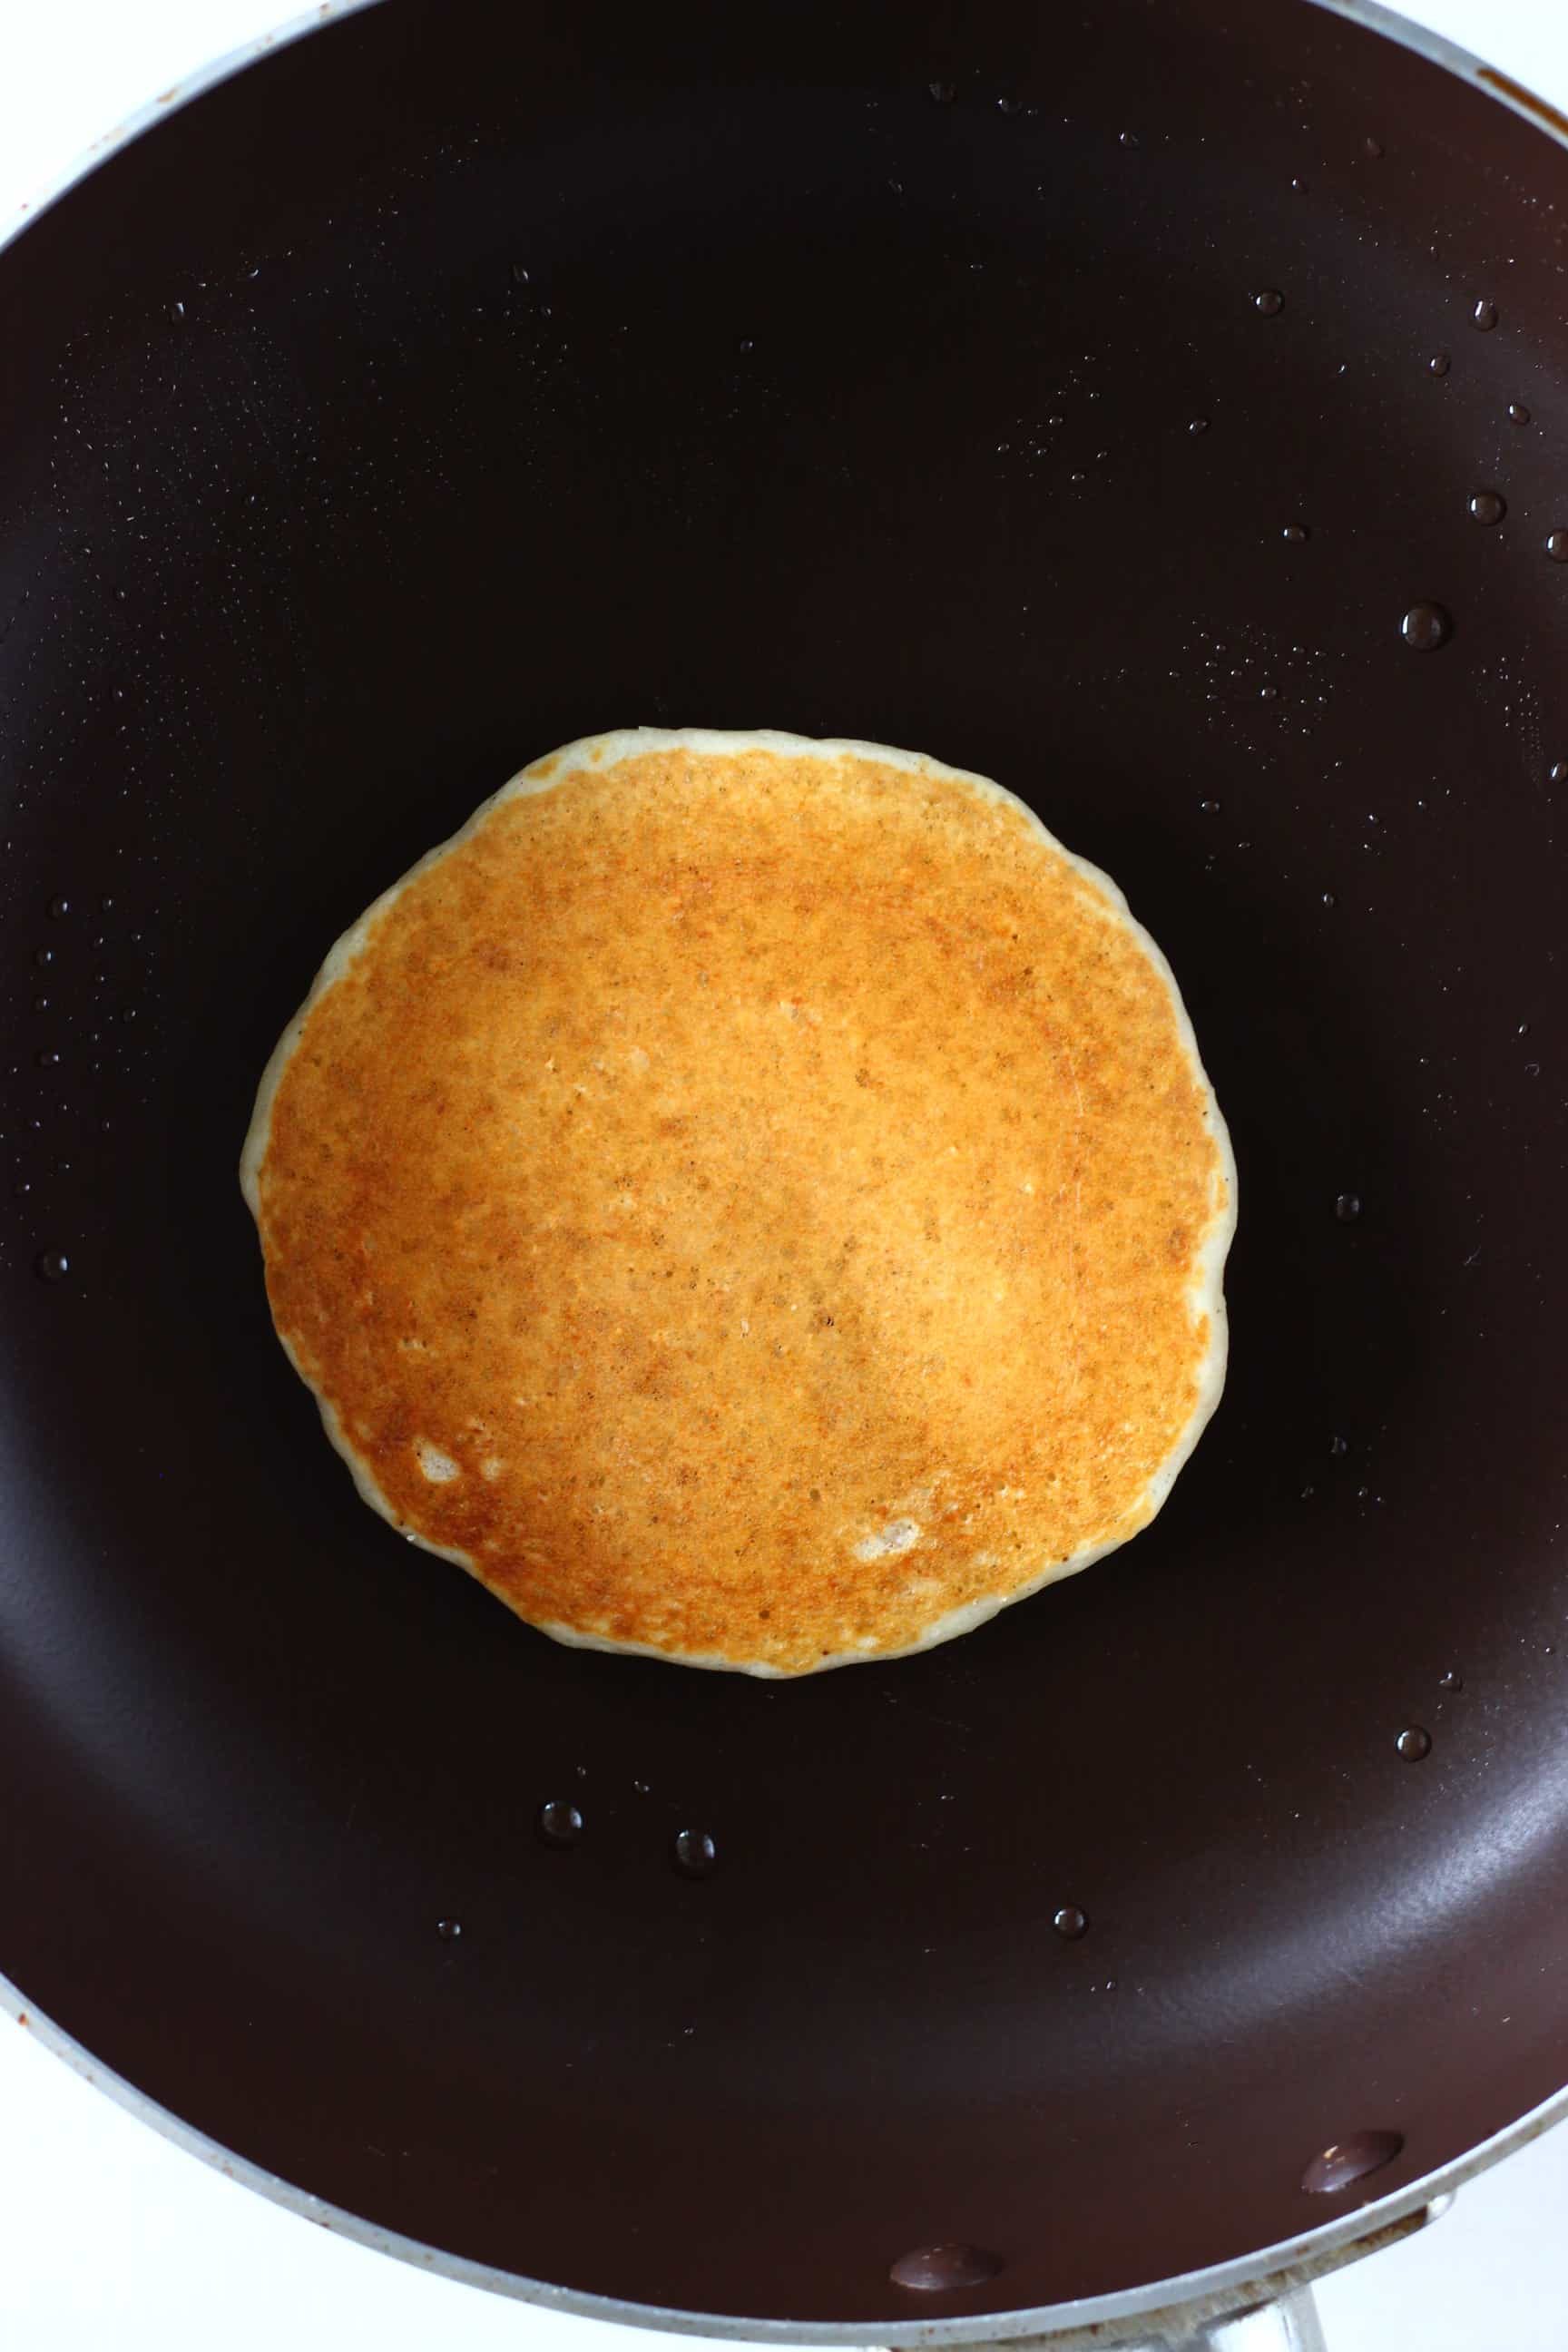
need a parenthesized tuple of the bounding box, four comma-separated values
(4, 0, 1568, 2328)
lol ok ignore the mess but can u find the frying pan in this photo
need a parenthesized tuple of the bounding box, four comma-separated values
(4, 2, 1568, 2346)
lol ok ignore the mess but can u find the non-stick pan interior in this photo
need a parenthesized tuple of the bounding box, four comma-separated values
(4, 0, 1568, 2328)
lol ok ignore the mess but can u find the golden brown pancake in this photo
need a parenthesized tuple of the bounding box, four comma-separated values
(241, 730, 1234, 1676)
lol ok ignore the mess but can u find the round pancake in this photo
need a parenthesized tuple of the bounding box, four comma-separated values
(241, 730, 1235, 1677)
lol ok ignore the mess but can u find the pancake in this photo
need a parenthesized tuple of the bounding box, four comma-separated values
(241, 729, 1235, 1676)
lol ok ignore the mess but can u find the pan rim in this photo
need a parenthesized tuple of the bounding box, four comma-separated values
(5, 1958, 1565, 2341)
(2, 0, 1565, 2336)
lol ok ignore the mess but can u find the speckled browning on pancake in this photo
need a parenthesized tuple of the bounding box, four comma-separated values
(242, 730, 1233, 1676)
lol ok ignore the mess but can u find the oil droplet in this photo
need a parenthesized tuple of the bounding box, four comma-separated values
(35, 1250, 70, 1283)
(995, 96, 1023, 116)
(1301, 2131, 1405, 2194)
(1053, 1905, 1089, 1940)
(1253, 288, 1284, 316)
(1471, 298, 1498, 330)
(1335, 1192, 1362, 1223)
(1330, 1434, 1349, 1457)
(33, 996, 49, 1014)
(1469, 491, 1505, 524)
(100, 896, 114, 913)
(436, 1916, 463, 1941)
(46, 897, 70, 920)
(891, 2244, 1004, 2292)
(1552, 762, 1568, 787)
(1396, 1726, 1432, 1761)
(1439, 1669, 1464, 1693)
(1321, 890, 1337, 907)
(34, 947, 53, 968)
(1547, 532, 1568, 563)
(672, 1827, 718, 1877)
(1400, 601, 1450, 650)
(539, 1798, 584, 1847)
(1259, 682, 1279, 701)
(1428, 351, 1451, 377)
(1282, 523, 1308, 544)
(1507, 401, 1532, 426)
(927, 80, 956, 104)
(1188, 416, 1210, 436)
(1363, 135, 1385, 159)
(1119, 129, 1140, 150)
(1200, 798, 1221, 814)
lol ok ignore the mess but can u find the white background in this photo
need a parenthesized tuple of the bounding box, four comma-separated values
(3, 2, 1568, 2346)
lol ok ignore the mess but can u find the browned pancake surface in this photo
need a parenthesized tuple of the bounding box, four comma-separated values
(246, 732, 1231, 1673)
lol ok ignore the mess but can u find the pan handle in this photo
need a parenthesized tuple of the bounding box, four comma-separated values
(945, 2187, 1456, 2347)
(1040, 2282, 1327, 2348)
(914, 2192, 1455, 2349)
(936, 2280, 1328, 2351)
